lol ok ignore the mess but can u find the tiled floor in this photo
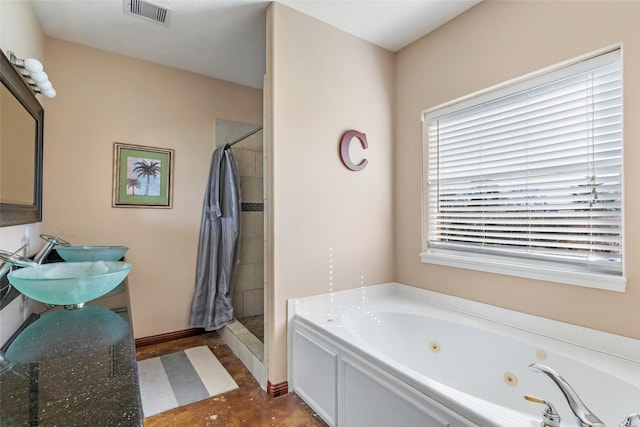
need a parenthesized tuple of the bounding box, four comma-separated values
(136, 332, 327, 427)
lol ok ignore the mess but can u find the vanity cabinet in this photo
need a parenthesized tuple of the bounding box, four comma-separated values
(0, 278, 142, 426)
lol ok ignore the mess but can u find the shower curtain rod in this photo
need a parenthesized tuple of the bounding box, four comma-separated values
(227, 126, 263, 147)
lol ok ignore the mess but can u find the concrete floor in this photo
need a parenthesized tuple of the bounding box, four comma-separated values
(136, 332, 326, 427)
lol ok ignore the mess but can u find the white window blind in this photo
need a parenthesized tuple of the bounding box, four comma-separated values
(422, 49, 624, 290)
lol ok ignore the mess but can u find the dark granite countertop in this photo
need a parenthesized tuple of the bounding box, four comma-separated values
(0, 277, 143, 426)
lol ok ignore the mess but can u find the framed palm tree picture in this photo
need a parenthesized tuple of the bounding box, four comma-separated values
(112, 143, 174, 208)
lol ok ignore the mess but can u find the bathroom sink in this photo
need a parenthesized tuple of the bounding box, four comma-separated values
(56, 245, 128, 262)
(7, 261, 131, 306)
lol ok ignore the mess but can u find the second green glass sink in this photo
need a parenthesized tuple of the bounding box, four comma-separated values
(56, 245, 128, 262)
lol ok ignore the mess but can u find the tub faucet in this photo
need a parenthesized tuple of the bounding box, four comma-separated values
(524, 394, 561, 427)
(530, 363, 604, 427)
(620, 413, 640, 427)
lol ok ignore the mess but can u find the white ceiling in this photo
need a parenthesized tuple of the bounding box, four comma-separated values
(32, 0, 479, 89)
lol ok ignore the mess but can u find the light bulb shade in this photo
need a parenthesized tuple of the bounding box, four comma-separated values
(30, 71, 48, 83)
(24, 58, 43, 73)
(36, 80, 52, 90)
(42, 88, 56, 98)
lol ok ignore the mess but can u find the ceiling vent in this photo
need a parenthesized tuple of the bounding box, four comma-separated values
(124, 0, 171, 25)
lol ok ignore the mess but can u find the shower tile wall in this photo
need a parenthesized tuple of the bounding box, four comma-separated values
(230, 131, 264, 321)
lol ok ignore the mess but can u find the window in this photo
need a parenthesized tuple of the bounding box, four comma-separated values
(421, 49, 625, 291)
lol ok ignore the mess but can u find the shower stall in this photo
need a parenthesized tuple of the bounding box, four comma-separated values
(215, 119, 266, 362)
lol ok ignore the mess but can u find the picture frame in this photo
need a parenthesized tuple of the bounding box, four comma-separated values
(112, 142, 174, 208)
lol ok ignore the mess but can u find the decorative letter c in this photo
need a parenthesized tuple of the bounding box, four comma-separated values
(340, 130, 368, 171)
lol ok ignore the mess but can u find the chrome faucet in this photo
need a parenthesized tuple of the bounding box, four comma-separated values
(0, 248, 38, 279)
(0, 233, 70, 280)
(0, 248, 38, 307)
(0, 245, 26, 279)
(620, 413, 640, 427)
(524, 394, 561, 427)
(530, 363, 605, 427)
(33, 233, 70, 264)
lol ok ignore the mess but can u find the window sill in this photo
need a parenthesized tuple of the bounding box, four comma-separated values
(420, 250, 626, 293)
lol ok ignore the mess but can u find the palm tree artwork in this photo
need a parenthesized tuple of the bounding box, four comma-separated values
(127, 157, 162, 196)
(126, 177, 141, 195)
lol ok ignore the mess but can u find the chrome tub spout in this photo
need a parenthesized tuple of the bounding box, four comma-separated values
(620, 413, 640, 427)
(530, 363, 605, 427)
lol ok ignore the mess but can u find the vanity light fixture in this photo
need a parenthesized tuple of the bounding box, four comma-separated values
(6, 51, 56, 98)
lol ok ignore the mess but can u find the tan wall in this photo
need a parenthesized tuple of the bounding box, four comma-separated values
(0, 0, 45, 63)
(266, 3, 396, 384)
(42, 38, 262, 338)
(395, 1, 640, 339)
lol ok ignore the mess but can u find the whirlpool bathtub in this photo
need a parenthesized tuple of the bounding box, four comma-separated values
(288, 283, 640, 427)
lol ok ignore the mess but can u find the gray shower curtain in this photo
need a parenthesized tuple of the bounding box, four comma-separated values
(189, 144, 240, 331)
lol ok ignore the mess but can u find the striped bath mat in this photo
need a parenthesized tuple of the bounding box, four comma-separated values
(137, 345, 238, 417)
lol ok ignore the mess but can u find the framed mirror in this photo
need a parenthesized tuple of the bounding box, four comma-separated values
(0, 49, 44, 226)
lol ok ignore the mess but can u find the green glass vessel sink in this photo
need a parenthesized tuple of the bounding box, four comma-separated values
(7, 261, 131, 306)
(56, 245, 128, 262)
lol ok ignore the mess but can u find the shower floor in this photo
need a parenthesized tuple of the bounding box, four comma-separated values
(237, 315, 264, 343)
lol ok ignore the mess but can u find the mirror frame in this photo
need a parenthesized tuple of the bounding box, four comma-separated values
(0, 50, 44, 227)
